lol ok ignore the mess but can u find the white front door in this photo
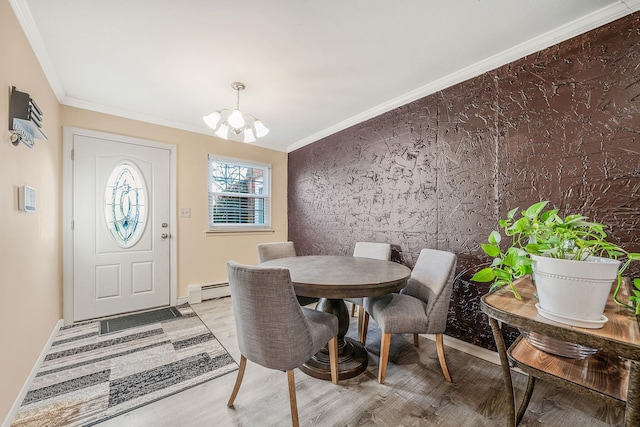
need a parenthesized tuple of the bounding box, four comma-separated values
(70, 131, 173, 321)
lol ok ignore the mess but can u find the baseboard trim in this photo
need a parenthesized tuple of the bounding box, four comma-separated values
(3, 319, 64, 427)
(421, 333, 500, 366)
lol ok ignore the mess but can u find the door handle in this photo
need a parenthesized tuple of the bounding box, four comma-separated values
(161, 233, 170, 239)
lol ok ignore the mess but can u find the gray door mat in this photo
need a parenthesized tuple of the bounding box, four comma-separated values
(100, 306, 182, 335)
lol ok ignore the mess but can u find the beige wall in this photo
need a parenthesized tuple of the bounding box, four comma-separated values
(0, 0, 62, 420)
(1, 0, 287, 422)
(61, 107, 289, 294)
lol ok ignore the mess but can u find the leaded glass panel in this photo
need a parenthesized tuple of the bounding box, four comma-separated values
(104, 162, 147, 246)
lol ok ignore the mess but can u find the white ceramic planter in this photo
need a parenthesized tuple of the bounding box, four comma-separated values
(531, 254, 621, 328)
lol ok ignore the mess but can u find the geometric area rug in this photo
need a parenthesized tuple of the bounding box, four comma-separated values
(11, 304, 238, 427)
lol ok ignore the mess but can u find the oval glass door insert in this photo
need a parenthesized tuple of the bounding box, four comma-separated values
(104, 161, 147, 247)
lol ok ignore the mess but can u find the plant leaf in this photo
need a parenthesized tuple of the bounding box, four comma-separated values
(525, 201, 548, 219)
(481, 243, 501, 257)
(471, 268, 495, 282)
(488, 230, 501, 245)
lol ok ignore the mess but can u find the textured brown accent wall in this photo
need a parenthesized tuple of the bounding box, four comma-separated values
(288, 13, 640, 350)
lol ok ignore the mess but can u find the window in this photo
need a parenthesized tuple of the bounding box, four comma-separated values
(208, 155, 271, 230)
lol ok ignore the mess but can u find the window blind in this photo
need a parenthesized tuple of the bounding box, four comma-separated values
(208, 155, 271, 230)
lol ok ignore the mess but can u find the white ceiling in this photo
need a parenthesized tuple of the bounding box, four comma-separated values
(11, 0, 640, 152)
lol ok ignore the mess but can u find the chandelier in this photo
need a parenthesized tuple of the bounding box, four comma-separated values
(203, 82, 269, 143)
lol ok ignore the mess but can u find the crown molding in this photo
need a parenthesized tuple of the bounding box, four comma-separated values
(287, 1, 640, 153)
(9, 0, 65, 102)
(61, 97, 289, 152)
(8, 0, 286, 152)
(9, 0, 638, 154)
(62, 97, 202, 135)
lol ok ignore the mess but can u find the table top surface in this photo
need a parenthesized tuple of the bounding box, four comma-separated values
(260, 255, 411, 299)
(481, 277, 640, 357)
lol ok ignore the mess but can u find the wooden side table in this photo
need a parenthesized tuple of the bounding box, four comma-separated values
(481, 277, 640, 426)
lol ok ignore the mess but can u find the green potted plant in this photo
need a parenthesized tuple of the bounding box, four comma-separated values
(472, 201, 640, 328)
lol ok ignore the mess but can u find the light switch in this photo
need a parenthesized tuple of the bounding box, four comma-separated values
(179, 208, 191, 218)
(18, 185, 36, 212)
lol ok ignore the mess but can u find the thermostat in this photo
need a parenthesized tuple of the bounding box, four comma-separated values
(18, 185, 36, 212)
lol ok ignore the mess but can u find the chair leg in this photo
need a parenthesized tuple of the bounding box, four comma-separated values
(287, 370, 299, 427)
(357, 305, 364, 339)
(227, 354, 247, 407)
(378, 332, 391, 384)
(359, 311, 370, 345)
(328, 336, 339, 384)
(413, 333, 420, 348)
(436, 333, 452, 382)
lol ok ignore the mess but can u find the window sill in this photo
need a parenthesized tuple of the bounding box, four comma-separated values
(205, 229, 275, 236)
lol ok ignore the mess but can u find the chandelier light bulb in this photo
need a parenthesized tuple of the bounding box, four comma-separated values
(243, 126, 256, 143)
(215, 121, 230, 139)
(228, 109, 245, 129)
(253, 119, 269, 138)
(203, 111, 222, 129)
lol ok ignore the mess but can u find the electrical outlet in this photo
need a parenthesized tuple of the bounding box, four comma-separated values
(179, 208, 191, 218)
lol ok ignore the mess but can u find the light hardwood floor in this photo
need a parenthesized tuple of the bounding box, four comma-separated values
(96, 297, 624, 426)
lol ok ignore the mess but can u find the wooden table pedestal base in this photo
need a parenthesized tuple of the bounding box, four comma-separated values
(299, 298, 368, 380)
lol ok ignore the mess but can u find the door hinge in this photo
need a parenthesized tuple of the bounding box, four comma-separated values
(71, 220, 74, 230)
(71, 149, 74, 160)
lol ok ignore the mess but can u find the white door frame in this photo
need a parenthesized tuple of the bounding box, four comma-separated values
(62, 127, 177, 325)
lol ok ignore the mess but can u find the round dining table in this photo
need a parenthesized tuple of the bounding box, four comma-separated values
(260, 255, 411, 380)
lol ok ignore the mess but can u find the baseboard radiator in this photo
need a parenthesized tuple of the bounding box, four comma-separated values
(187, 282, 230, 304)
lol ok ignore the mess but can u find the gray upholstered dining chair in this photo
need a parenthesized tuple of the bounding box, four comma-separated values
(257, 241, 296, 263)
(363, 248, 457, 384)
(257, 241, 317, 306)
(345, 242, 392, 343)
(226, 261, 339, 427)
